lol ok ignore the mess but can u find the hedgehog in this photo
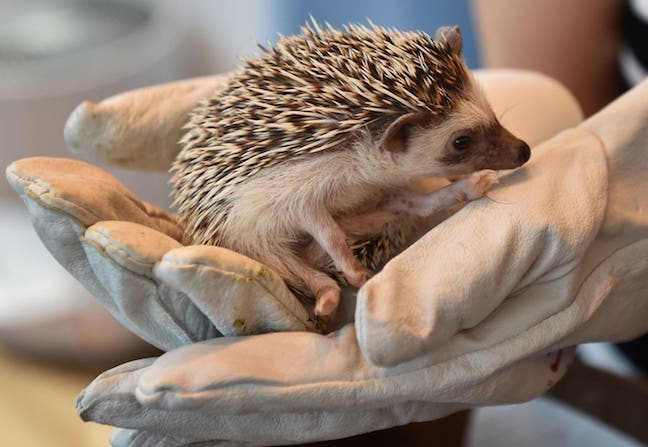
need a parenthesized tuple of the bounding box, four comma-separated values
(171, 21, 530, 316)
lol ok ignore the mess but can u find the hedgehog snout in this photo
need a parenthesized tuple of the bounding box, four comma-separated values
(488, 125, 531, 170)
(518, 141, 531, 165)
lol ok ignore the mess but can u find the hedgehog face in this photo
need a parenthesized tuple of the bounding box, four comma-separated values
(386, 82, 530, 178)
(438, 80, 530, 174)
(440, 121, 531, 173)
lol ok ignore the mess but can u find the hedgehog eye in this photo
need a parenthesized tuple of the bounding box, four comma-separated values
(453, 135, 471, 151)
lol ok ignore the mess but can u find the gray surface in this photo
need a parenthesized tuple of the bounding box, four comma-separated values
(467, 396, 645, 447)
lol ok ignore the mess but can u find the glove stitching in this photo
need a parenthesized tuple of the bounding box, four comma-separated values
(143, 201, 177, 220)
(81, 235, 198, 346)
(10, 165, 183, 238)
(82, 232, 159, 275)
(187, 261, 308, 328)
(96, 359, 157, 379)
(132, 430, 147, 446)
(158, 258, 311, 331)
(79, 393, 139, 424)
(142, 201, 184, 242)
(21, 179, 102, 228)
(155, 284, 207, 344)
(508, 257, 583, 298)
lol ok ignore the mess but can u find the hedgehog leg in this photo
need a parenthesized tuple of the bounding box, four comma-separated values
(265, 245, 341, 316)
(312, 278, 342, 316)
(336, 209, 400, 242)
(383, 170, 499, 217)
(293, 263, 341, 316)
(289, 266, 341, 317)
(302, 211, 374, 288)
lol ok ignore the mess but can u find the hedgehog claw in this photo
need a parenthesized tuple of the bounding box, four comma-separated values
(464, 169, 499, 200)
(315, 287, 340, 316)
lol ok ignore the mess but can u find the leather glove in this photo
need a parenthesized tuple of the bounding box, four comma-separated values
(8, 70, 648, 446)
(4, 156, 317, 349)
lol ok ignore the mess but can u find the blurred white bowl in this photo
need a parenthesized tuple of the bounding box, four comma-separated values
(0, 0, 192, 359)
(0, 0, 190, 205)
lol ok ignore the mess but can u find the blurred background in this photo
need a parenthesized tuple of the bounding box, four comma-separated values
(0, 0, 645, 446)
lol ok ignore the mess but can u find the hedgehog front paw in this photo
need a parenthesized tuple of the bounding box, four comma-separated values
(464, 169, 499, 200)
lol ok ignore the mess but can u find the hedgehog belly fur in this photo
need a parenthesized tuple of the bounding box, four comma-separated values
(209, 143, 413, 293)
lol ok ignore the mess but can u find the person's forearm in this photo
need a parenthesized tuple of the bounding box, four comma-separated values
(471, 0, 625, 116)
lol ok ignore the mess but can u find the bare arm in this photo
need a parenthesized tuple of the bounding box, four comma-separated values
(471, 0, 625, 116)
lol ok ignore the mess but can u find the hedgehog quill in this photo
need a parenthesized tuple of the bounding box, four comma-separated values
(171, 22, 530, 316)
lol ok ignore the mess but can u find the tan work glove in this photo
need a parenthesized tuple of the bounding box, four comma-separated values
(9, 70, 647, 447)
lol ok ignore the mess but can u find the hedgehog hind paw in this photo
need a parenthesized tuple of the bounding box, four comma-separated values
(314, 287, 341, 316)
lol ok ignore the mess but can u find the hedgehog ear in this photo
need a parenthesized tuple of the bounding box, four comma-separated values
(435, 25, 463, 55)
(381, 112, 427, 153)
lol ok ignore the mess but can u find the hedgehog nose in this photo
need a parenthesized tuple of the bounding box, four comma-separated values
(518, 141, 531, 164)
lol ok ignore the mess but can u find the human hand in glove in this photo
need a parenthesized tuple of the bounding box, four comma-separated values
(6, 70, 647, 446)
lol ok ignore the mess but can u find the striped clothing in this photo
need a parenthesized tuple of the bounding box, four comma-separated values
(621, 0, 648, 87)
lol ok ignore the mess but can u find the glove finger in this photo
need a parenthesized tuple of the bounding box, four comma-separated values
(133, 332, 570, 414)
(5, 157, 182, 240)
(356, 129, 608, 366)
(5, 158, 204, 349)
(77, 357, 156, 424)
(65, 75, 228, 171)
(79, 346, 570, 445)
(154, 245, 316, 335)
(82, 221, 219, 350)
(4, 159, 175, 332)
